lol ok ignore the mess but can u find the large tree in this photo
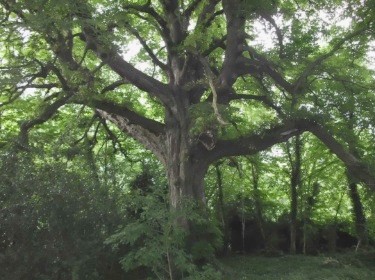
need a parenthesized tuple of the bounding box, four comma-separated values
(1, 0, 375, 229)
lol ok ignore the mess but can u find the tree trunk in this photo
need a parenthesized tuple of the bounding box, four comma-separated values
(302, 182, 320, 254)
(167, 152, 208, 224)
(288, 135, 302, 254)
(250, 160, 266, 248)
(345, 114, 369, 250)
(347, 180, 369, 249)
(164, 106, 209, 231)
(215, 163, 229, 254)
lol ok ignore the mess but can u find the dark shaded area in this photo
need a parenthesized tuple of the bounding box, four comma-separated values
(226, 214, 361, 255)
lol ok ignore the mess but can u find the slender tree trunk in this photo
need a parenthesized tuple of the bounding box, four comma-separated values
(288, 135, 302, 254)
(215, 163, 229, 254)
(290, 182, 298, 254)
(347, 179, 369, 249)
(250, 160, 266, 247)
(302, 182, 320, 254)
(215, 164, 225, 229)
(345, 114, 369, 250)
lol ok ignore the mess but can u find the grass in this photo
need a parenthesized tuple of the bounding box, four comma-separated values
(218, 251, 375, 280)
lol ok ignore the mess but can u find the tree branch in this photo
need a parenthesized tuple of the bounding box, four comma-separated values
(226, 93, 283, 115)
(96, 109, 166, 165)
(100, 79, 129, 94)
(308, 125, 375, 189)
(124, 22, 168, 72)
(80, 25, 173, 106)
(98, 117, 136, 162)
(19, 95, 72, 146)
(183, 0, 203, 19)
(108, 54, 172, 103)
(207, 119, 313, 162)
(260, 13, 284, 58)
(220, 0, 246, 87)
(292, 24, 370, 93)
(202, 35, 226, 56)
(122, 1, 168, 37)
(84, 99, 165, 136)
(239, 47, 294, 92)
(196, 0, 221, 26)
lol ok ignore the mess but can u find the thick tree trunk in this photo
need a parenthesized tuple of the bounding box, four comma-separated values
(167, 151, 208, 213)
(164, 106, 209, 231)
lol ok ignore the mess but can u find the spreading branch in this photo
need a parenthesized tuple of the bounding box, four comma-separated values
(122, 1, 168, 37)
(309, 125, 375, 189)
(80, 25, 173, 107)
(124, 22, 168, 72)
(96, 110, 166, 165)
(83, 99, 165, 136)
(260, 13, 284, 58)
(207, 119, 313, 162)
(19, 95, 72, 147)
(293, 23, 370, 93)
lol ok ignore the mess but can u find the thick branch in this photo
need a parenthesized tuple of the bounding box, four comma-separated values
(96, 110, 166, 165)
(239, 48, 294, 92)
(80, 23, 173, 107)
(99, 52, 173, 106)
(220, 0, 246, 87)
(19, 95, 71, 146)
(309, 125, 375, 189)
(207, 119, 313, 162)
(86, 99, 165, 135)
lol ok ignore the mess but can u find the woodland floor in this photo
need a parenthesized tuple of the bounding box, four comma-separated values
(219, 250, 375, 280)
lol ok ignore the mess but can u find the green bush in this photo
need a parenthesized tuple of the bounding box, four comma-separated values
(106, 183, 223, 279)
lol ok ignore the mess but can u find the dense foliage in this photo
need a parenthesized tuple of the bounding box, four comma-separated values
(1, 0, 375, 279)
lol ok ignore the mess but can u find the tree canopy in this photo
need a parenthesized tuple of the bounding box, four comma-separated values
(1, 0, 375, 262)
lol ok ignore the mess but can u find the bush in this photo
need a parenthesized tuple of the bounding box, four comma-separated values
(105, 183, 223, 279)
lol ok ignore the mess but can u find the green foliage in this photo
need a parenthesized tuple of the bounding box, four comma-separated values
(0, 150, 125, 280)
(189, 102, 219, 135)
(106, 181, 222, 279)
(1, 0, 375, 277)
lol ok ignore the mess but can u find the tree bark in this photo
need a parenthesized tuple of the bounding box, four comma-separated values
(287, 135, 302, 254)
(347, 180, 369, 249)
(302, 182, 320, 254)
(215, 163, 230, 254)
(250, 159, 266, 247)
(309, 125, 375, 190)
(344, 113, 369, 250)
